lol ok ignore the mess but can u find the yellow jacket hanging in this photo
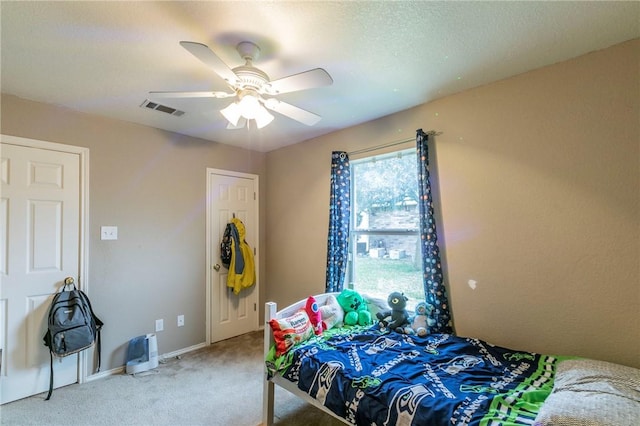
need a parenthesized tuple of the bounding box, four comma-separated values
(227, 217, 256, 295)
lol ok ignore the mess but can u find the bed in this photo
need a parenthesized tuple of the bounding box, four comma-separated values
(262, 293, 640, 426)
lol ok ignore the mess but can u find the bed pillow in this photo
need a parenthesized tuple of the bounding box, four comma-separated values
(363, 294, 389, 319)
(534, 358, 640, 426)
(269, 310, 315, 356)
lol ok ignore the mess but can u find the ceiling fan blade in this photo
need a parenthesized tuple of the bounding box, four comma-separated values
(149, 91, 235, 99)
(179, 41, 239, 86)
(265, 68, 333, 95)
(263, 99, 322, 126)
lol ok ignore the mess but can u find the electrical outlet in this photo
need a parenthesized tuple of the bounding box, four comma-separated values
(155, 319, 164, 332)
(177, 315, 185, 327)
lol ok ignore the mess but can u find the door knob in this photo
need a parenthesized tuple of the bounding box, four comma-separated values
(213, 264, 221, 271)
(64, 277, 75, 285)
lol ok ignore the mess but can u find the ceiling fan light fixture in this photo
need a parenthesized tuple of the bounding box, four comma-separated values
(221, 97, 273, 129)
(220, 102, 241, 126)
(237, 93, 262, 120)
(254, 107, 274, 129)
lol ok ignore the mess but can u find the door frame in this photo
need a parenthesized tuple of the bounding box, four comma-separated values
(0, 134, 90, 383)
(205, 168, 260, 345)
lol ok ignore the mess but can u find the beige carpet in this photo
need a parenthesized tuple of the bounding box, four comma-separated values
(0, 331, 344, 426)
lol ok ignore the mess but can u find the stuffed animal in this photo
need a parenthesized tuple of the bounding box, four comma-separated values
(376, 292, 412, 334)
(411, 301, 435, 337)
(305, 296, 323, 335)
(319, 294, 344, 331)
(337, 289, 372, 326)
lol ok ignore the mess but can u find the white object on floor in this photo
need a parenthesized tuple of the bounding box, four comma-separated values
(125, 334, 159, 375)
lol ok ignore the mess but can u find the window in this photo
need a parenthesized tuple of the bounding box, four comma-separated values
(347, 148, 423, 309)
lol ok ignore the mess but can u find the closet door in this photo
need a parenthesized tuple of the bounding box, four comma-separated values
(1, 140, 85, 404)
(207, 169, 259, 343)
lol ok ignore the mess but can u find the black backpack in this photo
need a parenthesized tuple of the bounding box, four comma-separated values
(43, 279, 103, 400)
(220, 222, 234, 268)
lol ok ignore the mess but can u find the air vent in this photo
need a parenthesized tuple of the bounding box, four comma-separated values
(140, 100, 185, 117)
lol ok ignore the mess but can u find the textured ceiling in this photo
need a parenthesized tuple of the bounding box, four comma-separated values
(1, 1, 638, 152)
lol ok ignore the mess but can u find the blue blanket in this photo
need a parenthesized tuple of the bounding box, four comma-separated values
(267, 325, 563, 425)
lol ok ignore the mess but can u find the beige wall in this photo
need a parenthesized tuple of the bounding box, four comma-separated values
(1, 96, 267, 370)
(265, 39, 639, 368)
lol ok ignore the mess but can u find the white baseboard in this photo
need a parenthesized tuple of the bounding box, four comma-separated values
(161, 342, 208, 360)
(86, 365, 124, 381)
(85, 341, 208, 382)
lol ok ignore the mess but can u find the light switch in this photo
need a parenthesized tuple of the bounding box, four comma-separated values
(101, 226, 118, 240)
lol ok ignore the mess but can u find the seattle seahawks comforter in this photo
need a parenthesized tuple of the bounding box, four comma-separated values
(266, 325, 564, 426)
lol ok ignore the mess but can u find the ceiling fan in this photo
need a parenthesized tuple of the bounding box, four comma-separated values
(150, 41, 333, 129)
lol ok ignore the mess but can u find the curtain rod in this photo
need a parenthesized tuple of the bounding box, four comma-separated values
(347, 130, 442, 156)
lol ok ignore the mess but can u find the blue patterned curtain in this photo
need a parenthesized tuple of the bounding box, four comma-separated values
(325, 151, 350, 292)
(416, 129, 454, 334)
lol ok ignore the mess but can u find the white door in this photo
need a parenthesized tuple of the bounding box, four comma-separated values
(207, 170, 258, 343)
(0, 140, 85, 404)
